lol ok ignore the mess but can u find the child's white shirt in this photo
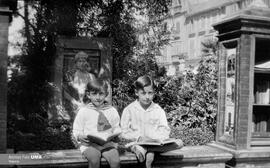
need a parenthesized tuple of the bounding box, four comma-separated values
(121, 100, 170, 141)
(73, 105, 121, 152)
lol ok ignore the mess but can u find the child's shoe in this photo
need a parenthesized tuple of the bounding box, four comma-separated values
(130, 145, 146, 162)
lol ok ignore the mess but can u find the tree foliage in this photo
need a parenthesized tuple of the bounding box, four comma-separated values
(77, 0, 171, 79)
(8, 0, 172, 150)
(168, 39, 219, 132)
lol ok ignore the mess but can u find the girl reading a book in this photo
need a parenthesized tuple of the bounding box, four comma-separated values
(73, 77, 121, 168)
(120, 75, 183, 168)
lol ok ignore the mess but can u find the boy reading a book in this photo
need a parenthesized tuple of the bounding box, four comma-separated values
(73, 77, 121, 168)
(121, 75, 183, 168)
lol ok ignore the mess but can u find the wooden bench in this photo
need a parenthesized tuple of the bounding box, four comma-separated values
(10, 145, 232, 168)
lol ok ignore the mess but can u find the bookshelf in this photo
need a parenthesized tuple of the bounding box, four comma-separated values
(252, 37, 270, 138)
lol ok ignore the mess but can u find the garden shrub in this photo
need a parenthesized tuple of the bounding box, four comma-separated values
(112, 78, 136, 115)
(170, 125, 215, 146)
(154, 76, 185, 112)
(8, 119, 75, 151)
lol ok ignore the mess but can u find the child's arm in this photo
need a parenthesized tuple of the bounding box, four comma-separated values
(149, 108, 171, 140)
(110, 107, 122, 134)
(120, 108, 141, 141)
(157, 108, 171, 139)
(72, 109, 86, 143)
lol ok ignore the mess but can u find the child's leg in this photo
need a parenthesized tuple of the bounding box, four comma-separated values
(102, 148, 120, 168)
(130, 145, 147, 162)
(83, 146, 101, 168)
(145, 152, 155, 168)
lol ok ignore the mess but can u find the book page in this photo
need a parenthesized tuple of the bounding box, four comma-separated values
(133, 138, 177, 146)
(161, 138, 177, 145)
(87, 135, 107, 145)
(87, 131, 121, 145)
(106, 131, 121, 141)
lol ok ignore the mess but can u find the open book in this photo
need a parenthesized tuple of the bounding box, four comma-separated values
(125, 138, 177, 147)
(87, 131, 121, 145)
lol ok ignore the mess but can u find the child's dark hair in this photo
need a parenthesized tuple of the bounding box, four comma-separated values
(83, 77, 109, 103)
(134, 75, 155, 91)
(86, 78, 108, 94)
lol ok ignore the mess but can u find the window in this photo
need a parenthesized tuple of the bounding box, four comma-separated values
(175, 22, 180, 33)
(189, 38, 195, 58)
(191, 20, 194, 33)
(188, 22, 191, 33)
(201, 17, 205, 30)
(198, 37, 202, 57)
(171, 41, 182, 56)
(173, 0, 181, 6)
(205, 16, 210, 30)
(213, 14, 217, 24)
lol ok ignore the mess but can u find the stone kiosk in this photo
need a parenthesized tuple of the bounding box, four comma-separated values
(211, 1, 270, 167)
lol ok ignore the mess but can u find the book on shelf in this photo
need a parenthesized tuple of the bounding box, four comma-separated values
(254, 79, 270, 104)
(252, 113, 256, 132)
(87, 131, 121, 145)
(253, 60, 270, 133)
(125, 138, 178, 147)
(259, 113, 267, 132)
(253, 111, 270, 132)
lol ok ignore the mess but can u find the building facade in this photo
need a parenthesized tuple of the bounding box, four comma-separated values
(159, 0, 270, 76)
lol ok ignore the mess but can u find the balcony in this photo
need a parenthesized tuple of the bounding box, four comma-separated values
(172, 53, 187, 63)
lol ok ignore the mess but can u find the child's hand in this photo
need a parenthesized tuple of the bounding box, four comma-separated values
(78, 135, 89, 143)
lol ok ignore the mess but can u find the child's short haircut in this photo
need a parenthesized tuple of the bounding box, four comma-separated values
(85, 77, 108, 95)
(134, 75, 154, 91)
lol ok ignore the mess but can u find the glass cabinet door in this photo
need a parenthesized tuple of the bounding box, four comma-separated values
(252, 36, 270, 143)
(225, 48, 236, 137)
(218, 40, 238, 146)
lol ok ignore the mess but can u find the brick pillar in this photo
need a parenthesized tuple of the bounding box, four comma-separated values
(0, 7, 12, 153)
